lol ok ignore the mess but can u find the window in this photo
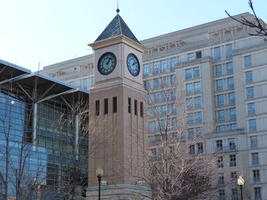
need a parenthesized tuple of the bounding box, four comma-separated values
(216, 79, 224, 91)
(188, 129, 194, 139)
(187, 52, 196, 61)
(227, 77, 234, 89)
(187, 113, 194, 124)
(112, 96, 117, 113)
(216, 140, 223, 151)
(246, 87, 254, 99)
(170, 57, 177, 72)
(229, 154, 236, 167)
(215, 64, 223, 76)
(217, 110, 225, 122)
(250, 136, 258, 148)
(128, 97, 131, 113)
(197, 143, 203, 154)
(231, 188, 238, 200)
(244, 55, 252, 67)
(153, 62, 159, 74)
(254, 187, 262, 200)
(229, 107, 236, 120)
(217, 156, 224, 168)
(218, 174, 224, 185)
(226, 44, 233, 58)
(170, 75, 176, 85)
(194, 96, 202, 109)
(104, 98, 108, 114)
(245, 71, 253, 83)
(218, 189, 225, 200)
(228, 92, 235, 105)
(194, 82, 201, 93)
(214, 47, 221, 61)
(185, 69, 193, 80)
(253, 169, 260, 182)
(143, 64, 150, 77)
(231, 171, 237, 179)
(161, 76, 169, 87)
(134, 100, 138, 115)
(248, 103, 255, 115)
(230, 123, 237, 130)
(193, 67, 200, 78)
(217, 125, 227, 132)
(226, 62, 233, 74)
(144, 80, 150, 90)
(186, 83, 193, 95)
(153, 78, 160, 89)
(160, 60, 167, 73)
(189, 144, 195, 155)
(228, 138, 236, 151)
(140, 102, 144, 118)
(249, 119, 257, 131)
(95, 100, 100, 116)
(196, 51, 202, 59)
(252, 152, 259, 165)
(186, 98, 193, 109)
(217, 94, 224, 106)
(195, 111, 202, 123)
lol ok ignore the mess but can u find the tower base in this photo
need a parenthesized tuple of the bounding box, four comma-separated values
(86, 184, 151, 200)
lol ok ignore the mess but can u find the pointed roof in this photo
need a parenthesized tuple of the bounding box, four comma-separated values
(95, 14, 140, 44)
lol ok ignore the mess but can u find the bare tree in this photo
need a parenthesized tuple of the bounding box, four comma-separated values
(225, 0, 267, 38)
(140, 82, 217, 200)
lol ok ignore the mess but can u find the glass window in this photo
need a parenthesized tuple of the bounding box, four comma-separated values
(231, 188, 238, 200)
(195, 111, 202, 123)
(218, 189, 225, 200)
(185, 69, 193, 80)
(197, 143, 203, 154)
(134, 99, 137, 115)
(228, 92, 235, 105)
(170, 75, 176, 85)
(214, 47, 221, 61)
(140, 102, 144, 118)
(245, 71, 253, 83)
(217, 94, 224, 106)
(194, 96, 202, 109)
(226, 62, 233, 74)
(228, 138, 236, 150)
(230, 123, 237, 130)
(249, 119, 257, 131)
(215, 65, 223, 76)
(188, 129, 194, 139)
(231, 171, 238, 179)
(194, 82, 201, 93)
(252, 152, 259, 165)
(161, 76, 169, 87)
(153, 78, 160, 89)
(229, 107, 236, 120)
(143, 64, 150, 77)
(144, 80, 150, 90)
(254, 187, 262, 200)
(196, 51, 202, 59)
(248, 103, 256, 115)
(216, 140, 223, 151)
(128, 97, 131, 113)
(153, 62, 159, 74)
(250, 136, 258, 148)
(229, 154, 236, 167)
(217, 125, 227, 132)
(246, 87, 254, 99)
(189, 144, 195, 155)
(112, 96, 117, 113)
(170, 57, 177, 72)
(216, 79, 224, 91)
(186, 83, 193, 95)
(253, 169, 260, 182)
(187, 52, 196, 61)
(186, 98, 193, 110)
(95, 100, 100, 116)
(217, 110, 225, 122)
(104, 98, 108, 114)
(193, 67, 200, 78)
(160, 60, 167, 73)
(226, 44, 233, 58)
(217, 156, 224, 168)
(187, 113, 194, 124)
(244, 55, 252, 67)
(227, 77, 235, 89)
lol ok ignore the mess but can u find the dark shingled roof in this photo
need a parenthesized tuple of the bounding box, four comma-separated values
(95, 14, 140, 44)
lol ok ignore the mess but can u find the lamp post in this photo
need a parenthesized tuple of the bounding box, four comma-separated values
(96, 168, 104, 200)
(237, 176, 245, 200)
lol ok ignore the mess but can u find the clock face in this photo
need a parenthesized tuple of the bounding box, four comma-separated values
(127, 53, 140, 77)
(97, 52, 117, 75)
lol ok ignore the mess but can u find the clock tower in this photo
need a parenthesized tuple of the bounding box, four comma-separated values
(87, 10, 151, 200)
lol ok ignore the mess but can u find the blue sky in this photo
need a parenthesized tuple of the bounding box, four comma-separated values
(0, 0, 266, 71)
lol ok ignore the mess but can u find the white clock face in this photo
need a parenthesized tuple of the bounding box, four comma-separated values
(127, 53, 140, 77)
(98, 52, 117, 75)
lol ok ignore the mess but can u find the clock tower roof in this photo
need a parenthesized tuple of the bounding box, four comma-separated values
(95, 14, 140, 44)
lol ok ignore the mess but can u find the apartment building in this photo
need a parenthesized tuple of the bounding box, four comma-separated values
(41, 13, 267, 200)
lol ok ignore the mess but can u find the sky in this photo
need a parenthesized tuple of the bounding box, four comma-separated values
(0, 0, 266, 71)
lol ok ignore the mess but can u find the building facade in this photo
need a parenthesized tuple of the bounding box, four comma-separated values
(41, 13, 267, 200)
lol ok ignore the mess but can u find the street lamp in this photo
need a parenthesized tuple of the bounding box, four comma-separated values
(96, 168, 104, 200)
(237, 176, 245, 200)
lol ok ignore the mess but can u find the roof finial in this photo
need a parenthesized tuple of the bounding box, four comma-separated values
(116, 0, 120, 14)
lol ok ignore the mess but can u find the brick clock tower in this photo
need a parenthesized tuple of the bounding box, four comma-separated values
(87, 10, 151, 200)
